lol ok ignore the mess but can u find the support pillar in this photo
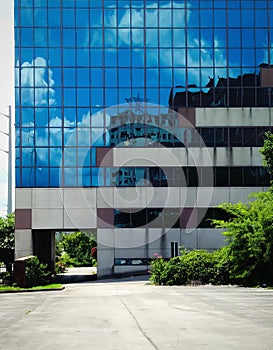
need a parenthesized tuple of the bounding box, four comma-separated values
(15, 229, 33, 259)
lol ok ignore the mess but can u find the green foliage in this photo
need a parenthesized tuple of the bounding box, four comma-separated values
(25, 256, 52, 287)
(213, 190, 273, 286)
(260, 131, 273, 174)
(0, 271, 12, 286)
(150, 247, 230, 286)
(149, 254, 166, 285)
(0, 213, 15, 270)
(151, 132, 273, 287)
(56, 232, 97, 268)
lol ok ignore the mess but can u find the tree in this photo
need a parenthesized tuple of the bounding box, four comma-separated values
(0, 213, 15, 271)
(210, 131, 273, 286)
(213, 191, 273, 286)
(57, 231, 96, 267)
(260, 131, 273, 174)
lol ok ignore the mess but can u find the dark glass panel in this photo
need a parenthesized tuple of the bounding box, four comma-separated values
(198, 208, 229, 228)
(215, 167, 229, 187)
(243, 167, 257, 186)
(131, 209, 147, 227)
(257, 167, 271, 187)
(242, 127, 256, 146)
(187, 167, 198, 187)
(201, 167, 214, 187)
(198, 208, 213, 228)
(257, 127, 271, 147)
(164, 209, 180, 228)
(201, 128, 214, 147)
(215, 128, 228, 146)
(115, 209, 131, 228)
(172, 167, 187, 187)
(230, 128, 242, 146)
(147, 208, 163, 228)
(230, 167, 243, 186)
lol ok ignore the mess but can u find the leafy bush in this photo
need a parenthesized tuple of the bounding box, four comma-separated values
(150, 190, 273, 287)
(150, 247, 230, 286)
(213, 191, 273, 286)
(0, 271, 12, 286)
(0, 214, 15, 272)
(149, 253, 166, 285)
(25, 256, 52, 287)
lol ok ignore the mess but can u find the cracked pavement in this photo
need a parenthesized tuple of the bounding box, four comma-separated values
(0, 276, 273, 349)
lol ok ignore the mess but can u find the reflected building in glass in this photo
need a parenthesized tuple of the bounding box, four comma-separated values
(15, 0, 273, 276)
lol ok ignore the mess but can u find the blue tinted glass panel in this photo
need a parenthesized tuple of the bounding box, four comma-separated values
(15, 2, 273, 188)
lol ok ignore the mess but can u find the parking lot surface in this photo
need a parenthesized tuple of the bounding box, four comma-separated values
(0, 276, 273, 350)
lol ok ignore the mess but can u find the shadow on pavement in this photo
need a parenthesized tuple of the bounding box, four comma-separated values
(54, 267, 150, 284)
(54, 267, 97, 284)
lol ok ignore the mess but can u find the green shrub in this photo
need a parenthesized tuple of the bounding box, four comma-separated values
(149, 254, 166, 285)
(160, 256, 188, 286)
(25, 256, 52, 287)
(0, 271, 12, 286)
(213, 192, 273, 286)
(150, 247, 231, 286)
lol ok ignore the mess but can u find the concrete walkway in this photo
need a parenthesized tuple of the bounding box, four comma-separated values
(54, 266, 97, 283)
(0, 277, 273, 349)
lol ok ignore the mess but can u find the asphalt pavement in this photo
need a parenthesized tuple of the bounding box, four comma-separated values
(0, 276, 273, 350)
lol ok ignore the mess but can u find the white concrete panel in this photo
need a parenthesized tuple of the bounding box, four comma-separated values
(114, 266, 148, 275)
(14, 229, 33, 259)
(198, 228, 227, 250)
(15, 189, 32, 209)
(146, 228, 181, 258)
(115, 248, 147, 259)
(232, 147, 262, 166)
(164, 228, 180, 242)
(97, 229, 115, 277)
(181, 229, 198, 250)
(187, 148, 214, 167)
(63, 188, 96, 209)
(115, 228, 146, 249)
(97, 188, 114, 208)
(197, 188, 229, 207)
(113, 148, 187, 167)
(186, 147, 262, 167)
(214, 148, 233, 166)
(163, 228, 181, 257)
(32, 188, 64, 209)
(97, 228, 115, 249)
(64, 208, 97, 229)
(146, 187, 180, 207)
(180, 187, 197, 207)
(196, 108, 271, 127)
(147, 229, 167, 256)
(229, 187, 263, 203)
(114, 187, 146, 208)
(32, 209, 64, 229)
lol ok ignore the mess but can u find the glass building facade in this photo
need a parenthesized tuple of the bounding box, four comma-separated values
(15, 0, 273, 189)
(14, 0, 273, 275)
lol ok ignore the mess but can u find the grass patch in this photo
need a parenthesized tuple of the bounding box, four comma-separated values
(0, 283, 64, 293)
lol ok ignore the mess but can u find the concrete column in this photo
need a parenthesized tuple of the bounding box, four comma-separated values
(14, 229, 33, 259)
(97, 228, 115, 278)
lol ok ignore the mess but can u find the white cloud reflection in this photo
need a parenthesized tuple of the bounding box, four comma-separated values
(16, 57, 56, 107)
